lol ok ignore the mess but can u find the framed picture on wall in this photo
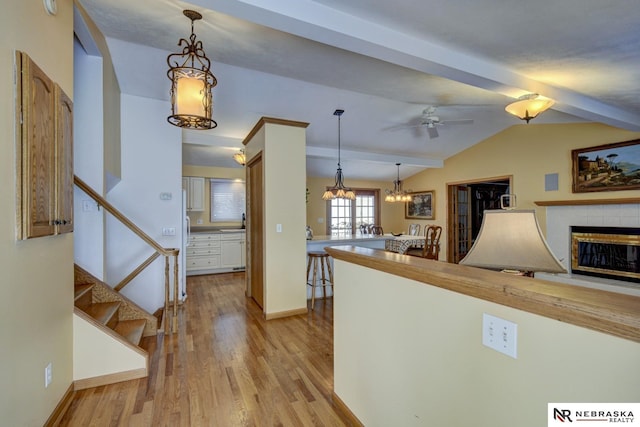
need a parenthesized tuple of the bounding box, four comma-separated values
(572, 139, 640, 193)
(405, 191, 435, 220)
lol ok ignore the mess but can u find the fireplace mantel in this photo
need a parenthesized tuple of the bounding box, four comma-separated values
(535, 198, 640, 206)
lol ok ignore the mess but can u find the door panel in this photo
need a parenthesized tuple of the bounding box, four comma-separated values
(247, 153, 264, 309)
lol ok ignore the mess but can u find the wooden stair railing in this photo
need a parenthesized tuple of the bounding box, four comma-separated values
(74, 175, 180, 334)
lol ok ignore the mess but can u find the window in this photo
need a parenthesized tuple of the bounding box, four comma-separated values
(210, 179, 246, 222)
(326, 189, 380, 234)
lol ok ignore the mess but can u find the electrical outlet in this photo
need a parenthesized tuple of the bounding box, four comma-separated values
(45, 363, 52, 388)
(482, 313, 517, 359)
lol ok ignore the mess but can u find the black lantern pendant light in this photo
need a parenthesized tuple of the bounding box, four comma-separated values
(322, 109, 356, 200)
(167, 10, 217, 130)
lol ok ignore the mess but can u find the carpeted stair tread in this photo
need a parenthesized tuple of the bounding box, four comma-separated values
(114, 319, 147, 346)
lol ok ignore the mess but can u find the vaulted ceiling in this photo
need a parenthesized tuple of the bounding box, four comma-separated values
(76, 0, 640, 181)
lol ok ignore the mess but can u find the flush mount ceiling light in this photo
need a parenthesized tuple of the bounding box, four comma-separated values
(385, 163, 412, 202)
(505, 93, 555, 123)
(167, 10, 217, 130)
(322, 109, 356, 201)
(233, 149, 246, 166)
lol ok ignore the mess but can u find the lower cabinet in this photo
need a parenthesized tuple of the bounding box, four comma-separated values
(187, 232, 245, 275)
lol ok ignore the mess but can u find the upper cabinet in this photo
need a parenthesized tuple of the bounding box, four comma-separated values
(16, 51, 73, 239)
(182, 176, 205, 212)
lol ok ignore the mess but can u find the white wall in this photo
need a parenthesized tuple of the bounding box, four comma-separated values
(73, 36, 106, 279)
(0, 1, 74, 425)
(106, 94, 181, 313)
(333, 260, 640, 427)
(245, 121, 308, 316)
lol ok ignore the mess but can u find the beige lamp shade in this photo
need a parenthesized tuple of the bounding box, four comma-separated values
(459, 210, 566, 274)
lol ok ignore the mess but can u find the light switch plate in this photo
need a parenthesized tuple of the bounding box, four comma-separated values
(482, 313, 518, 359)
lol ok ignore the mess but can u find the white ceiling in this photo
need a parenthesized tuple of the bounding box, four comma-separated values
(76, 0, 640, 181)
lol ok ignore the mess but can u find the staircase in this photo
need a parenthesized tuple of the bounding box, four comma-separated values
(73, 265, 158, 390)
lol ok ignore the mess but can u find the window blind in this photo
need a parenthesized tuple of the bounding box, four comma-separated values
(210, 179, 246, 222)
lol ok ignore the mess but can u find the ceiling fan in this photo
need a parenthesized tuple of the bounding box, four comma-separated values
(396, 106, 474, 139)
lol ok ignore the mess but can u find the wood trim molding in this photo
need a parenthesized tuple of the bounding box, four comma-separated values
(535, 198, 640, 206)
(242, 116, 310, 146)
(331, 392, 364, 427)
(74, 368, 148, 391)
(325, 245, 640, 343)
(264, 307, 308, 320)
(44, 383, 75, 427)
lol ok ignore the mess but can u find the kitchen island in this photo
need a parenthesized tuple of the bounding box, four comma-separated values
(306, 234, 389, 299)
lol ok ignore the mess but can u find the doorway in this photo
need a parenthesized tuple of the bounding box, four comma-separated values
(246, 152, 264, 309)
(447, 176, 511, 263)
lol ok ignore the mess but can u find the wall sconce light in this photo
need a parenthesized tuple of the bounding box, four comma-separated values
(167, 10, 217, 130)
(233, 149, 246, 166)
(505, 93, 554, 123)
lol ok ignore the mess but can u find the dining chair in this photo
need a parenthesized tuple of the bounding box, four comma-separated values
(406, 225, 442, 259)
(370, 225, 384, 235)
(408, 223, 421, 236)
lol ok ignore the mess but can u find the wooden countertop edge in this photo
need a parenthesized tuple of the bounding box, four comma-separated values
(325, 245, 640, 344)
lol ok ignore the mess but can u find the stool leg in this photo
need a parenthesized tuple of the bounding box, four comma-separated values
(310, 257, 318, 309)
(320, 257, 327, 299)
(325, 256, 334, 297)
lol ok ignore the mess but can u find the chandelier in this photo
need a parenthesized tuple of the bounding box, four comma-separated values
(385, 163, 412, 202)
(322, 110, 356, 200)
(167, 10, 217, 130)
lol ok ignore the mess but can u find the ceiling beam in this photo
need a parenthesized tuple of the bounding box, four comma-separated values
(194, 0, 640, 131)
(306, 146, 443, 168)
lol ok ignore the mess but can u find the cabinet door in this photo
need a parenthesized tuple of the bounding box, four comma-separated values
(221, 239, 242, 268)
(189, 177, 205, 211)
(56, 86, 73, 234)
(18, 52, 56, 239)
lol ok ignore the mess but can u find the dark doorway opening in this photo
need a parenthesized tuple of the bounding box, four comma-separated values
(447, 177, 511, 263)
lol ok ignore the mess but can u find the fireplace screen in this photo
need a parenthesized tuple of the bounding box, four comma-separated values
(571, 226, 640, 283)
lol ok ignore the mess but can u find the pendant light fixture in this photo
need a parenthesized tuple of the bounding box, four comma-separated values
(385, 163, 412, 202)
(505, 93, 554, 123)
(167, 10, 217, 130)
(322, 110, 356, 200)
(233, 149, 246, 166)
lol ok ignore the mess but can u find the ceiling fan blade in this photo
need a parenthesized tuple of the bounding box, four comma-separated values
(441, 119, 474, 125)
(427, 126, 439, 139)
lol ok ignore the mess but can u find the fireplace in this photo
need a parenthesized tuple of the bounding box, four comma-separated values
(571, 226, 640, 283)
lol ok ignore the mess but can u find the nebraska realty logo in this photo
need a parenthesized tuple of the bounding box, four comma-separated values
(549, 403, 639, 425)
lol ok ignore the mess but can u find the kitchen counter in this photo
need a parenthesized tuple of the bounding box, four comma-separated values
(190, 227, 246, 234)
(306, 234, 388, 300)
(307, 234, 389, 245)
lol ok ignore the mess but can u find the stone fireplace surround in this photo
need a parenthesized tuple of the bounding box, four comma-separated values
(538, 201, 640, 296)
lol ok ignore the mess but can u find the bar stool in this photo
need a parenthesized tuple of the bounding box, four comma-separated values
(306, 251, 334, 309)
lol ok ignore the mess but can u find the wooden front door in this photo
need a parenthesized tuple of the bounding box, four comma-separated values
(246, 152, 264, 309)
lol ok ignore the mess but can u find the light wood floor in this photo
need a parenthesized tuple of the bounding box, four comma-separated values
(60, 272, 351, 426)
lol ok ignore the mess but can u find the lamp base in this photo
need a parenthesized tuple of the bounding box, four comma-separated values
(501, 269, 534, 277)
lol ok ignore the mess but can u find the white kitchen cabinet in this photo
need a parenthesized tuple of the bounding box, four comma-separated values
(186, 233, 220, 275)
(220, 232, 246, 269)
(187, 231, 245, 275)
(182, 176, 205, 212)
